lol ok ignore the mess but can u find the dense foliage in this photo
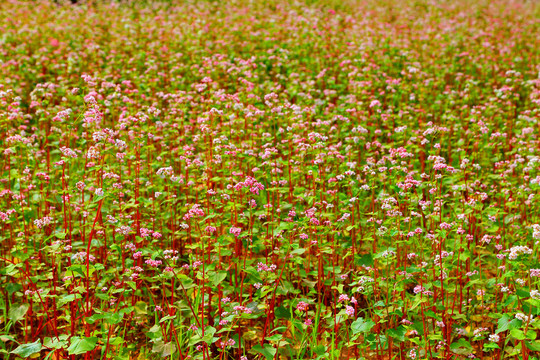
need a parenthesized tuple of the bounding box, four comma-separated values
(1, 0, 540, 359)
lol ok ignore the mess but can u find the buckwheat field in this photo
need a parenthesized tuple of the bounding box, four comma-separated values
(0, 0, 539, 359)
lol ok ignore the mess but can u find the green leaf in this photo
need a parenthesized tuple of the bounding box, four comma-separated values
(526, 341, 540, 351)
(8, 304, 29, 322)
(43, 336, 68, 350)
(450, 338, 473, 355)
(108, 337, 124, 346)
(510, 328, 526, 340)
(313, 345, 327, 356)
(517, 288, 530, 298)
(274, 306, 293, 319)
(252, 344, 277, 360)
(58, 293, 81, 307)
(351, 317, 375, 334)
(211, 271, 228, 286)
(409, 297, 428, 311)
(93, 194, 107, 203)
(496, 314, 521, 334)
(146, 325, 161, 340)
(483, 342, 500, 350)
(496, 314, 510, 334)
(6, 283, 22, 295)
(2, 263, 21, 276)
(67, 336, 98, 355)
(291, 248, 306, 255)
(152, 340, 177, 358)
(105, 312, 124, 325)
(301, 279, 317, 288)
(134, 301, 148, 315)
(202, 326, 216, 344)
(0, 335, 18, 344)
(159, 315, 176, 323)
(387, 325, 406, 342)
(450, 338, 473, 350)
(278, 281, 297, 295)
(10, 340, 42, 358)
(85, 313, 106, 324)
(265, 334, 282, 342)
(355, 253, 373, 267)
(65, 264, 86, 278)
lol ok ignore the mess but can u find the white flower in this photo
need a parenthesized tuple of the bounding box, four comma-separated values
(508, 245, 532, 260)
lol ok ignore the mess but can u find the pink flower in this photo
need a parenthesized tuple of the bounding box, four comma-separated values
(296, 301, 309, 311)
(257, 262, 277, 272)
(205, 226, 217, 234)
(229, 226, 242, 237)
(145, 259, 162, 267)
